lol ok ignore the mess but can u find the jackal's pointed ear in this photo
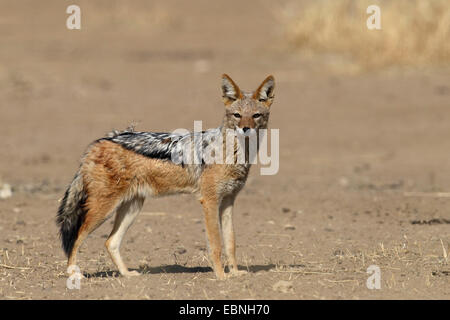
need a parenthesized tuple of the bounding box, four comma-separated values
(221, 74, 242, 106)
(253, 75, 275, 107)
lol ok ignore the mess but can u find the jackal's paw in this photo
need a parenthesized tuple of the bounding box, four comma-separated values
(67, 265, 84, 278)
(122, 270, 141, 277)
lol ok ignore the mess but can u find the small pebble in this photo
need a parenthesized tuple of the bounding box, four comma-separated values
(339, 177, 349, 187)
(0, 184, 12, 199)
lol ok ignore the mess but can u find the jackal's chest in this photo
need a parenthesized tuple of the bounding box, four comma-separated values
(216, 164, 250, 196)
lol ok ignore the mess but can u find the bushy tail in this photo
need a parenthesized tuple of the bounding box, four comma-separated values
(56, 171, 87, 257)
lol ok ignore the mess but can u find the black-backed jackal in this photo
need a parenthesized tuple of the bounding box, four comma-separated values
(56, 74, 275, 279)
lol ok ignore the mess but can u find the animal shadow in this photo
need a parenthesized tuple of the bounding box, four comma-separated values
(84, 263, 305, 278)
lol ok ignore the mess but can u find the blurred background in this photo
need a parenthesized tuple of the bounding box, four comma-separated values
(1, 0, 449, 186)
(0, 0, 449, 299)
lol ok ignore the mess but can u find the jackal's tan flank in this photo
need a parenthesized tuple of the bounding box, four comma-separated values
(56, 74, 275, 279)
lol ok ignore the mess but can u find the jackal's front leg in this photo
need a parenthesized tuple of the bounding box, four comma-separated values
(201, 199, 225, 280)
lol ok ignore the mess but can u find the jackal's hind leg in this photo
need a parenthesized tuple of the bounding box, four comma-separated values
(105, 197, 144, 277)
(67, 199, 120, 272)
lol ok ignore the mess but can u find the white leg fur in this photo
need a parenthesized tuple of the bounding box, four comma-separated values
(105, 197, 144, 276)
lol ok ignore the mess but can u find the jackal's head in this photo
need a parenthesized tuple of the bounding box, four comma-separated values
(221, 74, 275, 134)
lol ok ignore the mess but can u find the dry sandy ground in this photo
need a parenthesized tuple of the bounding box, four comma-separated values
(0, 0, 449, 299)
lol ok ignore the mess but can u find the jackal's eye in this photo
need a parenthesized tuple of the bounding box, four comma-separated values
(233, 113, 241, 118)
(252, 113, 262, 119)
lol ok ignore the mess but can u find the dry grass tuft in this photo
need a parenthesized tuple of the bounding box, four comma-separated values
(283, 0, 450, 71)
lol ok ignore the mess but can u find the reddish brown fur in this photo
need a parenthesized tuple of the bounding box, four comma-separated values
(67, 141, 197, 268)
(63, 75, 275, 280)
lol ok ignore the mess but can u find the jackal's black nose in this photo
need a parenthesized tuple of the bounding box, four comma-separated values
(243, 127, 250, 133)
